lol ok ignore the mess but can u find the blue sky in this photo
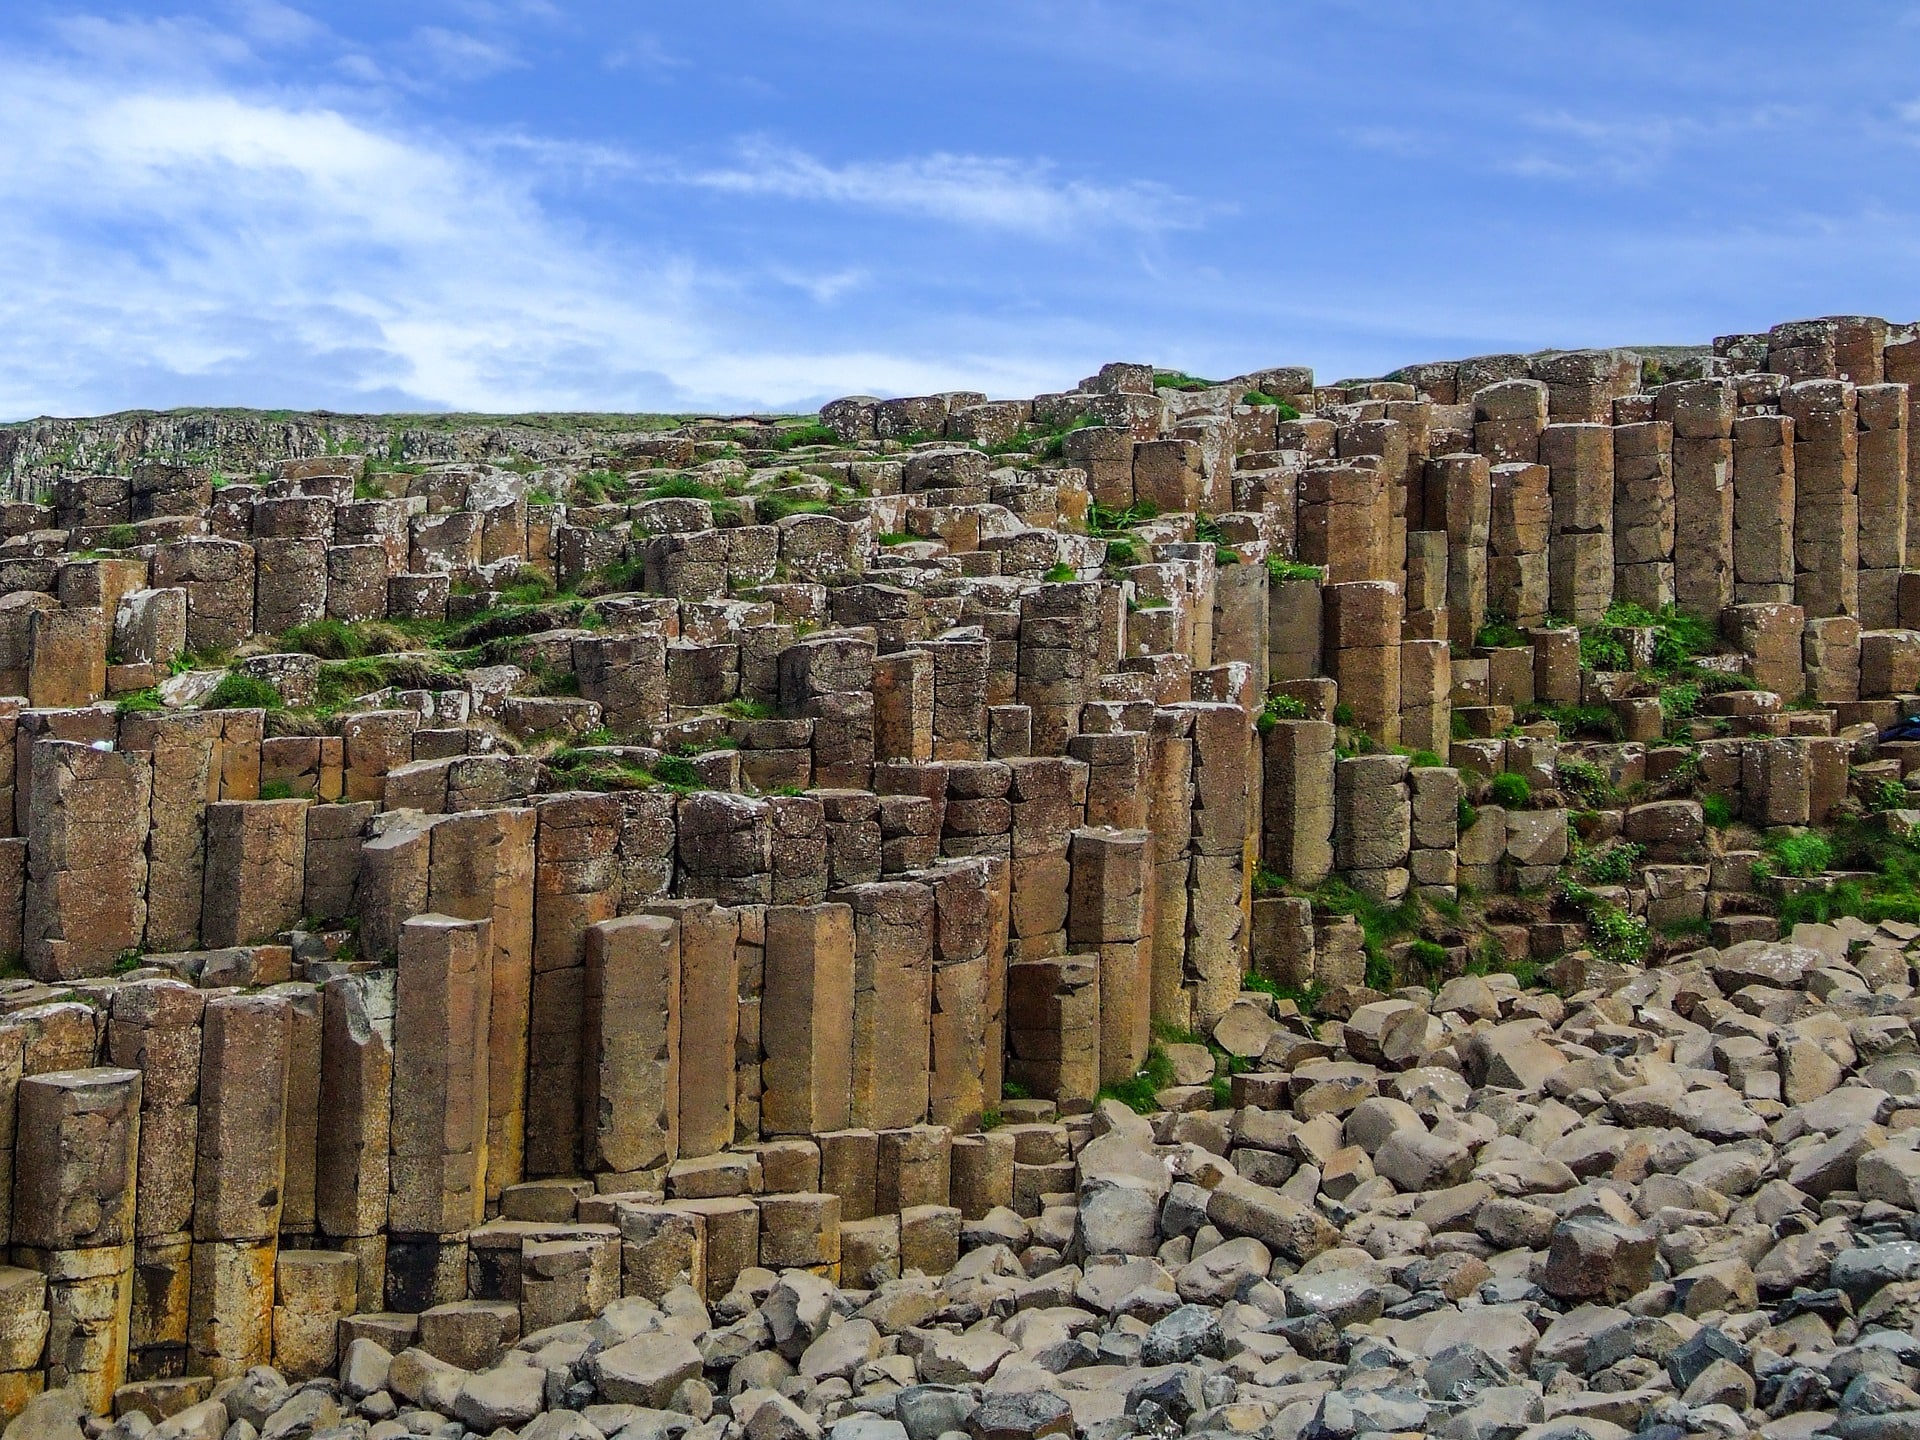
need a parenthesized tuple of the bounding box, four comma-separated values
(3, 2, 1919, 419)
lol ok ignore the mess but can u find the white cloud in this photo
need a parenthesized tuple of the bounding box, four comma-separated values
(0, 24, 1118, 419)
(0, 9, 1215, 419)
(683, 140, 1195, 239)
(411, 26, 525, 81)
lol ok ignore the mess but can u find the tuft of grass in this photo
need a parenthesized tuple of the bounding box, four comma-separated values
(1701, 793, 1734, 828)
(1088, 499, 1160, 537)
(1098, 1044, 1177, 1115)
(1266, 558, 1324, 583)
(1761, 830, 1833, 879)
(258, 779, 296, 801)
(724, 697, 777, 721)
(1315, 878, 1424, 987)
(1001, 1079, 1031, 1102)
(754, 493, 832, 525)
(1476, 617, 1528, 650)
(1241, 391, 1303, 421)
(762, 422, 842, 451)
(1044, 563, 1077, 584)
(1577, 840, 1644, 885)
(204, 673, 282, 711)
(279, 618, 409, 661)
(1487, 772, 1531, 808)
(1154, 370, 1215, 392)
(116, 688, 165, 716)
(1257, 693, 1308, 732)
(1557, 756, 1616, 806)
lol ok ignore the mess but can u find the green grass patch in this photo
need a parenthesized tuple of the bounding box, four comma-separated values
(1760, 829, 1833, 878)
(1576, 839, 1643, 885)
(204, 673, 281, 710)
(1044, 563, 1077, 584)
(1098, 1044, 1177, 1114)
(279, 618, 410, 660)
(1257, 693, 1309, 732)
(754, 493, 832, 525)
(1266, 558, 1324, 583)
(1088, 500, 1160, 539)
(1557, 756, 1616, 806)
(115, 688, 165, 716)
(1476, 617, 1528, 650)
(1154, 370, 1216, 392)
(762, 422, 842, 451)
(1487, 772, 1531, 808)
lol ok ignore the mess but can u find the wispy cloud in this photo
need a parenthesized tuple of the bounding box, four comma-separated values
(0, 16, 1109, 417)
(412, 26, 524, 81)
(682, 141, 1197, 238)
(604, 33, 688, 74)
(1503, 106, 1801, 184)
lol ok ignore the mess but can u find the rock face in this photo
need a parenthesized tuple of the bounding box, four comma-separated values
(4, 319, 1920, 1435)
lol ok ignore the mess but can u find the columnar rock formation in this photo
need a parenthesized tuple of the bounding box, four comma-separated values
(0, 318, 1917, 1439)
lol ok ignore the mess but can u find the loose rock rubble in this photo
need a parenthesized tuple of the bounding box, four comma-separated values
(13, 920, 1920, 1440)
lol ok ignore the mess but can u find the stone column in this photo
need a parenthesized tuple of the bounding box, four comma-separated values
(316, 971, 392, 1313)
(1432, 452, 1490, 646)
(1398, 640, 1451, 756)
(104, 979, 200, 1383)
(1473, 380, 1546, 464)
(759, 903, 855, 1136)
(1857, 382, 1909, 628)
(1145, 709, 1194, 1031)
(267, 983, 323, 1247)
(388, 914, 491, 1309)
(1299, 458, 1391, 583)
(1068, 828, 1152, 1086)
(582, 914, 680, 1183)
(200, 798, 307, 947)
(24, 741, 150, 981)
(1183, 702, 1252, 1028)
(528, 793, 620, 1178)
(1016, 582, 1100, 755)
(1006, 957, 1099, 1112)
(1322, 581, 1401, 745)
(1261, 718, 1335, 889)
(835, 881, 934, 1131)
(1733, 414, 1795, 605)
(921, 633, 991, 762)
(1614, 420, 1677, 609)
(1541, 422, 1614, 623)
(1488, 463, 1550, 627)
(190, 992, 291, 1380)
(13, 1068, 140, 1412)
(638, 900, 738, 1161)
(427, 807, 536, 1204)
(1268, 572, 1323, 683)
(1006, 757, 1088, 963)
(1785, 379, 1859, 619)
(925, 857, 1001, 1135)
(1335, 755, 1413, 905)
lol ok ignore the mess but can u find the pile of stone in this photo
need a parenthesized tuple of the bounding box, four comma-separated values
(6, 917, 1917, 1440)
(7, 318, 1920, 1427)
